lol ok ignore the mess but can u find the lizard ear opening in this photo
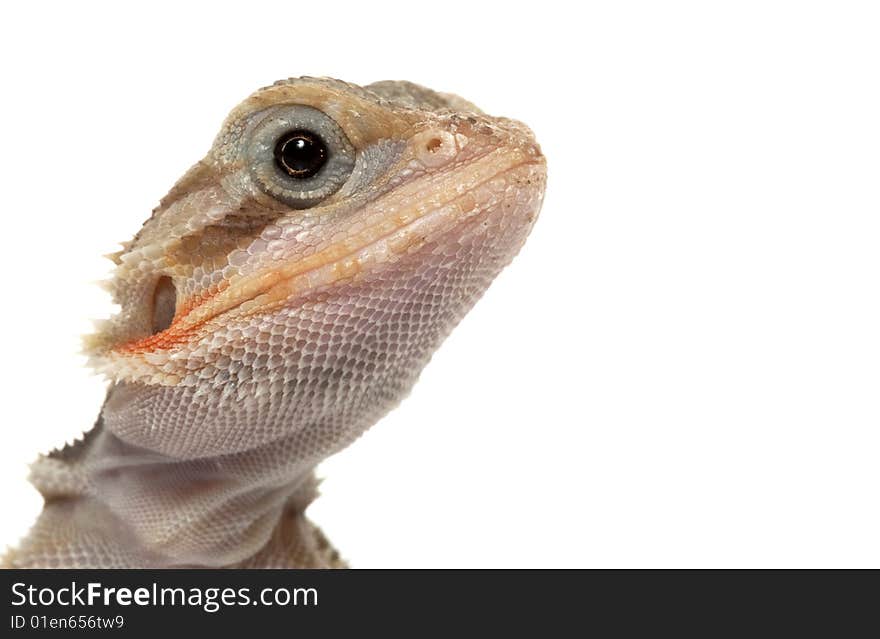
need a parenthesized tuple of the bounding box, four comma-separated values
(151, 276, 177, 334)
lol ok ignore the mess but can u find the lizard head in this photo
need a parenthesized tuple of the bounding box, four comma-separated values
(87, 77, 546, 460)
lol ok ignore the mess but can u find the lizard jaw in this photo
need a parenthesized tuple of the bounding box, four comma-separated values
(112, 143, 545, 370)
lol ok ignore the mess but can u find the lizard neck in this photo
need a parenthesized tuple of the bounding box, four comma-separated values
(23, 392, 341, 568)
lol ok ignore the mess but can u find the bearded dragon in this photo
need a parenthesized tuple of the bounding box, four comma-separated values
(4, 78, 546, 568)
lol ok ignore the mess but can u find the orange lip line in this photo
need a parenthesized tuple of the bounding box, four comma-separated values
(116, 283, 229, 354)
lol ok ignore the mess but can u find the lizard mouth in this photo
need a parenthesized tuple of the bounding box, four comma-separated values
(116, 146, 544, 358)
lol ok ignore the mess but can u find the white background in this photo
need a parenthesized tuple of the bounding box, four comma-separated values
(1, 2, 878, 568)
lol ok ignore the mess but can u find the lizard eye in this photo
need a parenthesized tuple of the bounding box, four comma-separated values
(247, 105, 355, 209)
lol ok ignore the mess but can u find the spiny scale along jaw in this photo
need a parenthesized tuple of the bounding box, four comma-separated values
(87, 77, 546, 461)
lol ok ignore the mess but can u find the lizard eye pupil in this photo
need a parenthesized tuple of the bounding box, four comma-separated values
(274, 130, 328, 179)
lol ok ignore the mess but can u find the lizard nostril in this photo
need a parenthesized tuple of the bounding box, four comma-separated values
(413, 130, 458, 167)
(425, 137, 443, 153)
(151, 276, 177, 334)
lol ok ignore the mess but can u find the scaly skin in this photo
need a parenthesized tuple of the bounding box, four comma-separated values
(5, 78, 546, 568)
